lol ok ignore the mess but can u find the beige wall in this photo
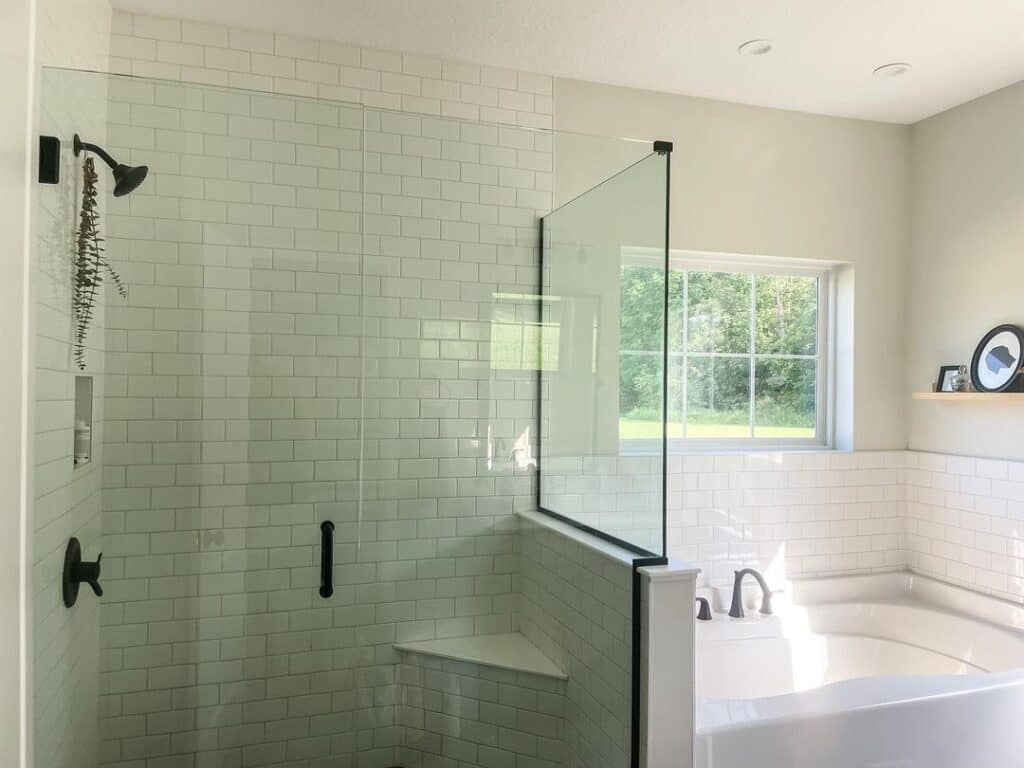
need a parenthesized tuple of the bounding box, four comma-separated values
(37, 0, 112, 71)
(553, 78, 913, 450)
(908, 80, 1024, 460)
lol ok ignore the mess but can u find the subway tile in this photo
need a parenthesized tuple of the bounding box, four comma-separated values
(132, 15, 181, 41)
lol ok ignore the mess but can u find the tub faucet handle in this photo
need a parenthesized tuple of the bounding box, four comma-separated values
(696, 597, 712, 621)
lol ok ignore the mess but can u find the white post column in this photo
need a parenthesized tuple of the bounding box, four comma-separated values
(639, 562, 700, 768)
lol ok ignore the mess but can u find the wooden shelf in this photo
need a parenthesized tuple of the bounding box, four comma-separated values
(913, 391, 1024, 401)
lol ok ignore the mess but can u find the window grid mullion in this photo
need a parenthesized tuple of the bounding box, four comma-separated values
(681, 270, 689, 441)
(749, 273, 756, 439)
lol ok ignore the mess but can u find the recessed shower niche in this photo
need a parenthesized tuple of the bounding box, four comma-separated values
(72, 375, 92, 468)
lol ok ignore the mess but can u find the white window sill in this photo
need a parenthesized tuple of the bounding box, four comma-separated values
(618, 440, 835, 457)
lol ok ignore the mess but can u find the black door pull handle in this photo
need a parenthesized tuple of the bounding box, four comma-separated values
(319, 520, 334, 598)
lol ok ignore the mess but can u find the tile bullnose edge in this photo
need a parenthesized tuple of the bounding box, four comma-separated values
(393, 632, 568, 681)
(639, 561, 702, 583)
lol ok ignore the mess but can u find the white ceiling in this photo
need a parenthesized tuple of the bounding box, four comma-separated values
(112, 0, 1024, 123)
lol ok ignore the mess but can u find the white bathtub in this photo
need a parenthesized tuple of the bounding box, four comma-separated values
(695, 572, 1024, 767)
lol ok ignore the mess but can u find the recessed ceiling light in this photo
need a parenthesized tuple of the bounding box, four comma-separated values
(873, 62, 912, 79)
(738, 39, 774, 56)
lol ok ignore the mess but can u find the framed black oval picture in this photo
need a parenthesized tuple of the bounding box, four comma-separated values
(970, 324, 1024, 392)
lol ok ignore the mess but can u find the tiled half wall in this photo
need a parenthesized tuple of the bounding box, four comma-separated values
(672, 449, 1024, 606)
(670, 450, 907, 588)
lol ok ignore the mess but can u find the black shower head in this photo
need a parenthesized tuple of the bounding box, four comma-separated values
(73, 134, 148, 197)
(111, 163, 148, 197)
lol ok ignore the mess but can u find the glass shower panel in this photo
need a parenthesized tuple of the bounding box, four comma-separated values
(539, 152, 669, 556)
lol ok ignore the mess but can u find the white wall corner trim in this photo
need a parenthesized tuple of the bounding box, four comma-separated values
(4, 0, 38, 766)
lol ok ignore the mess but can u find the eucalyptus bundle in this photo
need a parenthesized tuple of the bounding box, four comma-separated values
(72, 156, 125, 370)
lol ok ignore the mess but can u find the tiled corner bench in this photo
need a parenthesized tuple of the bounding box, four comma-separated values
(394, 633, 568, 768)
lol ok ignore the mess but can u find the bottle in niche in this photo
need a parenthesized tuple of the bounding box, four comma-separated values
(951, 364, 970, 392)
(74, 420, 91, 465)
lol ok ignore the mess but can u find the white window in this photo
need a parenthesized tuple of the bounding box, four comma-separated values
(619, 251, 834, 451)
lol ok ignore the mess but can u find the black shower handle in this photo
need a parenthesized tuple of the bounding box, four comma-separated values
(319, 520, 334, 598)
(62, 537, 102, 607)
(74, 553, 103, 597)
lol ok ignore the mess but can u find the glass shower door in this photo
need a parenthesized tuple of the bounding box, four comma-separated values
(33, 68, 379, 768)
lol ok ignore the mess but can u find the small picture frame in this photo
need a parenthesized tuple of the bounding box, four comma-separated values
(937, 365, 962, 393)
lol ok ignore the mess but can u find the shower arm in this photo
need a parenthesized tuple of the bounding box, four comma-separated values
(72, 134, 118, 170)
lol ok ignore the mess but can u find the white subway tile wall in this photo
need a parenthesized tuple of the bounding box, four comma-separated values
(95, 12, 553, 761)
(358, 104, 548, 641)
(669, 451, 908, 587)
(34, 69, 111, 768)
(906, 451, 1024, 602)
(517, 517, 634, 768)
(108, 12, 553, 131)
